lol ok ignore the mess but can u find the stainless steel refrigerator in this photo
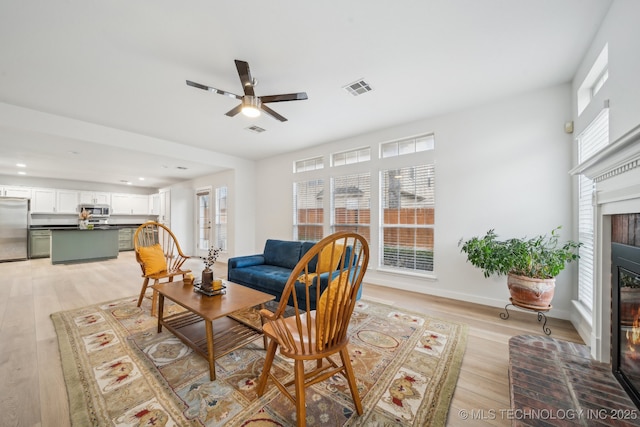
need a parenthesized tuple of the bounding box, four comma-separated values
(0, 197, 29, 261)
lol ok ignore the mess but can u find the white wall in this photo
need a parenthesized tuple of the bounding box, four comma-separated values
(254, 83, 576, 318)
(573, 0, 640, 140)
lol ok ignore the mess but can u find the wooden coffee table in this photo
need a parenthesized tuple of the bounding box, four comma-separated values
(153, 280, 275, 380)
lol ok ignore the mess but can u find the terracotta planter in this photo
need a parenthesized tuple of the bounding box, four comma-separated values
(507, 273, 555, 309)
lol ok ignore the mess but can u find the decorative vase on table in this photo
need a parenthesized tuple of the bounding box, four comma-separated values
(79, 219, 89, 229)
(200, 247, 222, 293)
(201, 269, 214, 292)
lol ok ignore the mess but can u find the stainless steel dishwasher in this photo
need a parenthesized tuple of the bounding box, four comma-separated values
(29, 229, 51, 258)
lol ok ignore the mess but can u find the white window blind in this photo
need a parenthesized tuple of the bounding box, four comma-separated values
(577, 108, 609, 311)
(332, 147, 371, 166)
(330, 173, 370, 241)
(294, 156, 324, 172)
(293, 179, 324, 241)
(380, 164, 435, 272)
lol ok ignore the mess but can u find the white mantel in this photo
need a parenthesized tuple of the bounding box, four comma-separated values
(570, 123, 640, 363)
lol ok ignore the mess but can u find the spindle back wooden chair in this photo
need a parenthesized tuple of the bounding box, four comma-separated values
(256, 231, 369, 426)
(133, 221, 190, 316)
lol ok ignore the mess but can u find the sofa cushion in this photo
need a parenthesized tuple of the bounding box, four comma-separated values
(229, 264, 293, 296)
(263, 239, 303, 270)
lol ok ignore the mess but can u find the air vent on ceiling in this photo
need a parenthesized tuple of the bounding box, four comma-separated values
(343, 79, 373, 96)
(246, 125, 266, 133)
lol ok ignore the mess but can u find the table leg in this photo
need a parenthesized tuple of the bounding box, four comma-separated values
(157, 294, 164, 333)
(259, 303, 268, 349)
(205, 320, 216, 381)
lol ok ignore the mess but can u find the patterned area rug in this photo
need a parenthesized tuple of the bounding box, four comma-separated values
(52, 295, 467, 426)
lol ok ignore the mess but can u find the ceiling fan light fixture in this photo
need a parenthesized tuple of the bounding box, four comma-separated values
(241, 96, 261, 117)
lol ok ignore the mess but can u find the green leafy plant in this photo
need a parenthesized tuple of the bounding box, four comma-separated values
(458, 227, 582, 279)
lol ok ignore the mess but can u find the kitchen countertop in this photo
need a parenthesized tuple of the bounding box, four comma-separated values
(30, 224, 142, 230)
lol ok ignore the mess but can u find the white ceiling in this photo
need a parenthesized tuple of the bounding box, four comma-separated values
(0, 0, 612, 189)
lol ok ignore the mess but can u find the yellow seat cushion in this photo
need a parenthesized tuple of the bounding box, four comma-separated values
(138, 244, 167, 275)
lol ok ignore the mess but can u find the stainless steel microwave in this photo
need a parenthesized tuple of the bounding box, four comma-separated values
(78, 204, 111, 217)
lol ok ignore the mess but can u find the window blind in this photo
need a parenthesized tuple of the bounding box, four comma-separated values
(577, 108, 609, 312)
(380, 164, 435, 272)
(293, 179, 324, 241)
(331, 173, 371, 241)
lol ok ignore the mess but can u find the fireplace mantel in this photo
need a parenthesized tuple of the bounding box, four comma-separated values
(570, 122, 640, 363)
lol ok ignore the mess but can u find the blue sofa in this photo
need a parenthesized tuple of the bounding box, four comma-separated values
(227, 239, 362, 309)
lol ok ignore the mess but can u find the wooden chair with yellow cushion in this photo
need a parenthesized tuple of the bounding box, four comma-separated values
(256, 231, 369, 427)
(133, 221, 191, 316)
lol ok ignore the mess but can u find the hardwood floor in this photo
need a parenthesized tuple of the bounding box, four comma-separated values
(0, 252, 583, 426)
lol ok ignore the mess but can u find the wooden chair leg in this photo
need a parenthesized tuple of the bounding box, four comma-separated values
(137, 277, 150, 307)
(294, 360, 306, 427)
(151, 279, 159, 317)
(257, 340, 278, 396)
(340, 347, 363, 415)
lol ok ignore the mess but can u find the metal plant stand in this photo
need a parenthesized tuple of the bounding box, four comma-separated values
(500, 298, 552, 335)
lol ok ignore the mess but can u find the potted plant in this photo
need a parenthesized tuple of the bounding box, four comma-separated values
(458, 227, 581, 309)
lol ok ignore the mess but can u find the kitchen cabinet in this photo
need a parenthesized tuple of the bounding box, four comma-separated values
(31, 188, 79, 213)
(1, 186, 32, 198)
(118, 227, 135, 251)
(111, 193, 149, 215)
(159, 189, 170, 225)
(56, 190, 79, 213)
(79, 191, 110, 205)
(29, 229, 51, 258)
(149, 193, 160, 215)
(31, 188, 57, 213)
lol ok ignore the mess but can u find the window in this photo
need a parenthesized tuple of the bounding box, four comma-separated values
(380, 164, 435, 273)
(294, 156, 324, 172)
(577, 108, 609, 312)
(381, 134, 434, 158)
(332, 147, 371, 166)
(293, 179, 324, 241)
(214, 186, 227, 251)
(331, 173, 370, 241)
(577, 44, 608, 116)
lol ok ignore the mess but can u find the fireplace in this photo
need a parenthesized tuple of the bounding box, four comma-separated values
(612, 242, 640, 408)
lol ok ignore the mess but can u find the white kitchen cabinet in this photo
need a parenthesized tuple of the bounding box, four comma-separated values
(149, 193, 160, 215)
(56, 190, 79, 213)
(79, 191, 110, 205)
(1, 186, 32, 198)
(31, 188, 57, 213)
(111, 193, 149, 215)
(159, 189, 170, 225)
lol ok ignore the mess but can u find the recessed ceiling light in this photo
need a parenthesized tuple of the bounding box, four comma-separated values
(18, 171, 26, 175)
(16, 163, 26, 167)
(138, 177, 145, 181)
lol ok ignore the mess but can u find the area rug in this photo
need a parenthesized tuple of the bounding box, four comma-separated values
(52, 295, 467, 426)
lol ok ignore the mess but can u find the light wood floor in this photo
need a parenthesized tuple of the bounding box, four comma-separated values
(0, 251, 583, 426)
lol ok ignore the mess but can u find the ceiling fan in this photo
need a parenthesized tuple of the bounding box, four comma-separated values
(186, 60, 308, 122)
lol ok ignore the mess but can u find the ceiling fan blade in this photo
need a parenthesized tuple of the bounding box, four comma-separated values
(186, 80, 242, 100)
(234, 60, 255, 97)
(260, 92, 308, 103)
(225, 104, 243, 117)
(260, 104, 287, 122)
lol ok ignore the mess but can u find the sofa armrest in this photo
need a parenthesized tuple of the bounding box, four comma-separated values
(228, 254, 265, 269)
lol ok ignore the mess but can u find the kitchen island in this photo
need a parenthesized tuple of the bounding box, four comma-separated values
(50, 228, 119, 264)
